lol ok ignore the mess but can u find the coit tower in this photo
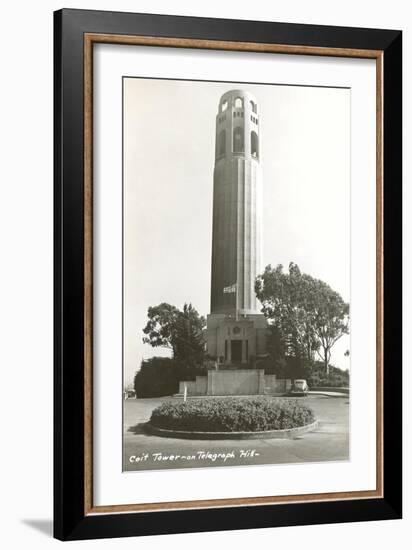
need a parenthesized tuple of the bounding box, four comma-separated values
(206, 90, 267, 365)
(211, 89, 262, 315)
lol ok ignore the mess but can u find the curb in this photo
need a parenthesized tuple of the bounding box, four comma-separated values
(144, 419, 318, 440)
(308, 391, 349, 398)
(172, 393, 287, 399)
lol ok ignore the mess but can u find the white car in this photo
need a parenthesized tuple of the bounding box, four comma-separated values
(290, 379, 309, 396)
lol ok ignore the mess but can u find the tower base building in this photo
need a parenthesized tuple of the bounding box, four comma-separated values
(206, 314, 267, 366)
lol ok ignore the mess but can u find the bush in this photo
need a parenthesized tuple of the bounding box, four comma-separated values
(150, 397, 315, 432)
(134, 357, 207, 398)
(307, 362, 350, 388)
(134, 357, 179, 398)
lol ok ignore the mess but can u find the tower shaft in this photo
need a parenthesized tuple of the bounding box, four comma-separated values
(210, 90, 262, 315)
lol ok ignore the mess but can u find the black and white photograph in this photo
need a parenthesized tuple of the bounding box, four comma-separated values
(123, 77, 351, 472)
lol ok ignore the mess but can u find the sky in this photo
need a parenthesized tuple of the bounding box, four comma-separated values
(123, 77, 350, 385)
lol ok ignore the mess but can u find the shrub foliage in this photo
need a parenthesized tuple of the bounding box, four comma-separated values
(150, 397, 315, 432)
(134, 357, 206, 398)
(134, 357, 179, 398)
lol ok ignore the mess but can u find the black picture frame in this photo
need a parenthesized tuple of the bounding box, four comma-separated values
(54, 8, 402, 541)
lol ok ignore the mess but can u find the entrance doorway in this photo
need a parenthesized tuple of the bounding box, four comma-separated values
(231, 340, 242, 363)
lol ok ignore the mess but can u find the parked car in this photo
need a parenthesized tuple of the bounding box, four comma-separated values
(290, 379, 309, 396)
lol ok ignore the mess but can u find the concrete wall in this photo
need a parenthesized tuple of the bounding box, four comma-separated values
(264, 376, 292, 394)
(178, 376, 208, 396)
(178, 369, 291, 396)
(207, 369, 265, 395)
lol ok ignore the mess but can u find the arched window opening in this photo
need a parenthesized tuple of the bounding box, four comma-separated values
(235, 97, 243, 108)
(221, 100, 228, 112)
(250, 100, 257, 113)
(251, 131, 259, 158)
(233, 126, 244, 153)
(218, 129, 226, 156)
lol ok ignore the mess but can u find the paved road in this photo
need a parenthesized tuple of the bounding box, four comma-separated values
(123, 394, 349, 471)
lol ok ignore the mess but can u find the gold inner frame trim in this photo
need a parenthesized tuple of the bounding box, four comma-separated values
(84, 33, 384, 516)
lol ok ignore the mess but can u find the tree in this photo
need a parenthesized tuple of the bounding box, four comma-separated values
(142, 303, 180, 355)
(310, 278, 349, 375)
(260, 325, 288, 377)
(142, 302, 206, 369)
(255, 262, 349, 375)
(255, 263, 319, 364)
(173, 303, 206, 367)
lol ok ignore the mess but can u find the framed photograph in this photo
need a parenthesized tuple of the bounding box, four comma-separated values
(54, 9, 402, 541)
